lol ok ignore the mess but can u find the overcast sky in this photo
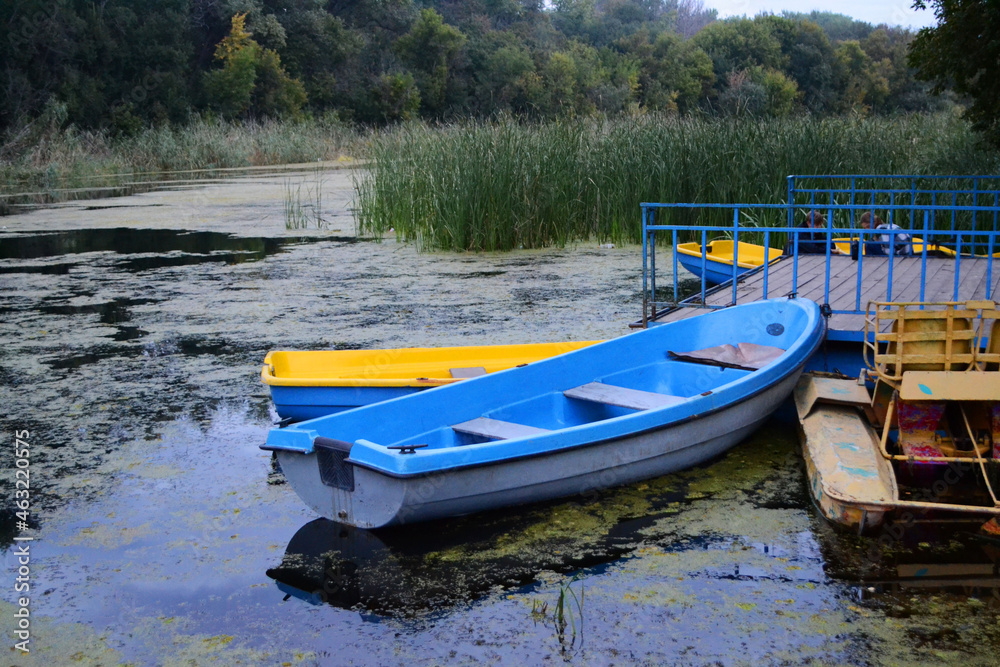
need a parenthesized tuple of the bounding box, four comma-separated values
(704, 1, 938, 30)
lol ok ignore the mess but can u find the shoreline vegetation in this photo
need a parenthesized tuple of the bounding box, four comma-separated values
(356, 113, 1000, 251)
(4, 113, 1000, 250)
(0, 116, 358, 212)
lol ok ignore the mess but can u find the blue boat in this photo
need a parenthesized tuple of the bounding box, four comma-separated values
(264, 298, 824, 528)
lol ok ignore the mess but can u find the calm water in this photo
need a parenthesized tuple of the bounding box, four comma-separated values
(1, 171, 999, 665)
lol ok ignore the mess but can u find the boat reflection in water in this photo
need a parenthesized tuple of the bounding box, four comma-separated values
(265, 505, 660, 617)
(819, 517, 1000, 609)
(266, 520, 392, 611)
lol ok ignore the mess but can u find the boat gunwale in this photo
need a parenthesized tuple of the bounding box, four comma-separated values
(332, 350, 819, 479)
(265, 299, 826, 478)
(810, 464, 1000, 517)
(261, 342, 603, 388)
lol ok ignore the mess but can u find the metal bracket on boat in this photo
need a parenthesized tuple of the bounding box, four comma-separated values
(786, 291, 797, 299)
(387, 444, 429, 455)
(273, 417, 295, 428)
(820, 303, 832, 318)
(314, 438, 355, 491)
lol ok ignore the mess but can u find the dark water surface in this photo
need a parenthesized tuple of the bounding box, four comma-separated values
(2, 182, 1000, 665)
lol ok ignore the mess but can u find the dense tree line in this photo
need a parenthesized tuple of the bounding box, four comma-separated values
(0, 0, 950, 135)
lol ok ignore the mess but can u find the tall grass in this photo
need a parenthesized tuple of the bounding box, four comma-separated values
(0, 116, 358, 211)
(356, 113, 1000, 251)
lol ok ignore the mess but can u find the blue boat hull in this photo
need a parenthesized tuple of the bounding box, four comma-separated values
(677, 253, 752, 285)
(265, 298, 824, 527)
(269, 385, 423, 421)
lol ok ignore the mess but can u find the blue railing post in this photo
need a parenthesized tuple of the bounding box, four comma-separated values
(973, 177, 979, 253)
(731, 208, 740, 305)
(650, 218, 657, 317)
(850, 176, 856, 229)
(642, 205, 649, 324)
(823, 206, 832, 306)
(951, 191, 957, 231)
(987, 228, 995, 301)
(994, 192, 999, 260)
(953, 232, 962, 301)
(700, 228, 708, 303)
(792, 229, 799, 295)
(919, 210, 929, 303)
(855, 225, 864, 312)
(672, 228, 679, 306)
(787, 175, 794, 227)
(886, 210, 895, 303)
(762, 230, 770, 299)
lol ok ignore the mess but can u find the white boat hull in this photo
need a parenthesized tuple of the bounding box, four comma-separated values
(277, 370, 801, 528)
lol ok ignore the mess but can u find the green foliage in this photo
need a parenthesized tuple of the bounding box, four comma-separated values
(270, 8, 361, 109)
(472, 37, 542, 114)
(0, 0, 962, 135)
(372, 73, 422, 122)
(834, 40, 888, 113)
(782, 11, 874, 42)
(625, 30, 714, 112)
(718, 68, 797, 117)
(203, 13, 307, 119)
(693, 17, 785, 77)
(395, 9, 467, 114)
(204, 39, 258, 118)
(356, 114, 1000, 251)
(781, 20, 835, 113)
(910, 0, 1000, 145)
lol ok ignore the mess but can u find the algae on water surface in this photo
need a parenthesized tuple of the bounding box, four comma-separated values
(2, 169, 999, 664)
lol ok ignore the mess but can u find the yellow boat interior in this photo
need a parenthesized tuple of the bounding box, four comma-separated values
(262, 341, 600, 388)
(674, 239, 782, 268)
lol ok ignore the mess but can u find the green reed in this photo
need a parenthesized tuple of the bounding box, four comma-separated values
(1, 115, 357, 211)
(356, 114, 1000, 251)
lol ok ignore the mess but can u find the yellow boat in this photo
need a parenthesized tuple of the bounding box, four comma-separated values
(831, 236, 1000, 258)
(675, 240, 783, 284)
(263, 341, 600, 421)
(831, 236, 942, 256)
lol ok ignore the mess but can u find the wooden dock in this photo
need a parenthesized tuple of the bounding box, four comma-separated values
(649, 254, 1000, 339)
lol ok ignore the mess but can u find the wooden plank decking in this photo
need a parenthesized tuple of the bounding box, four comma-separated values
(650, 255, 1000, 337)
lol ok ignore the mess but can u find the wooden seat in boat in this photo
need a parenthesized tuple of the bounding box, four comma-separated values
(563, 382, 686, 411)
(452, 417, 551, 440)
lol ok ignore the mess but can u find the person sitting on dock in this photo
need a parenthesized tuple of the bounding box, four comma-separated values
(790, 211, 842, 254)
(860, 212, 912, 256)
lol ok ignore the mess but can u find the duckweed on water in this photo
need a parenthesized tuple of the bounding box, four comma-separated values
(5, 171, 1000, 663)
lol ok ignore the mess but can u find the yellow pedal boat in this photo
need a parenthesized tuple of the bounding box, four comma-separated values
(796, 300, 1000, 534)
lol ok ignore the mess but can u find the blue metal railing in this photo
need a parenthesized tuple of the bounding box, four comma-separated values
(641, 201, 1000, 328)
(788, 175, 1000, 254)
